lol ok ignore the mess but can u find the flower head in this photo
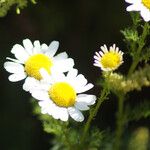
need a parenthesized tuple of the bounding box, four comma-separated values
(125, 0, 150, 22)
(4, 39, 74, 82)
(93, 44, 123, 71)
(26, 68, 96, 122)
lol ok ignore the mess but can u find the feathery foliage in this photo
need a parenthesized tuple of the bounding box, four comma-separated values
(0, 0, 36, 17)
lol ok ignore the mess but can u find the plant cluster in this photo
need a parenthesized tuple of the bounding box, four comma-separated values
(3, 0, 150, 149)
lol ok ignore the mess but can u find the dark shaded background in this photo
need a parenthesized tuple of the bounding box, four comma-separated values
(1, 0, 149, 150)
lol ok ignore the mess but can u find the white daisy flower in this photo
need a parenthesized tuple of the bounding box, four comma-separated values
(93, 44, 124, 71)
(28, 68, 96, 122)
(4, 39, 74, 82)
(125, 0, 150, 22)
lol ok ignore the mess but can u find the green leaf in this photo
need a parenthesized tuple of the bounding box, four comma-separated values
(0, 0, 36, 17)
(31, 99, 68, 135)
(125, 100, 150, 122)
(140, 47, 150, 63)
(121, 28, 139, 43)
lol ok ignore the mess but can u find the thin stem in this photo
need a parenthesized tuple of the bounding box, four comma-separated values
(128, 22, 149, 77)
(113, 94, 125, 150)
(80, 87, 109, 145)
(62, 124, 72, 150)
(115, 22, 150, 150)
(127, 57, 139, 77)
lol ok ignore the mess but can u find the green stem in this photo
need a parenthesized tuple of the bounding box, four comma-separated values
(128, 22, 149, 77)
(31, 0, 37, 4)
(62, 124, 72, 150)
(113, 18, 149, 150)
(113, 94, 125, 150)
(127, 57, 139, 77)
(80, 87, 109, 145)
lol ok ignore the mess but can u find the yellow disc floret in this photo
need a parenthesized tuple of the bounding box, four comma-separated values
(48, 82, 76, 107)
(25, 54, 53, 80)
(100, 51, 121, 70)
(142, 0, 150, 9)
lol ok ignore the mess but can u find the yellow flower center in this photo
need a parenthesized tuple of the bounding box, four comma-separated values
(25, 54, 53, 80)
(48, 82, 76, 107)
(100, 51, 121, 69)
(142, 0, 150, 9)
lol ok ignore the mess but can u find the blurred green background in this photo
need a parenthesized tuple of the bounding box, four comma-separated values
(1, 0, 149, 150)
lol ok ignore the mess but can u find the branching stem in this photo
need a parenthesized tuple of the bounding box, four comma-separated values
(128, 22, 149, 77)
(80, 87, 109, 146)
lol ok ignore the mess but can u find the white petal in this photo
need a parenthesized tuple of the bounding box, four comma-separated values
(94, 55, 100, 60)
(40, 80, 51, 91)
(4, 61, 24, 74)
(41, 43, 49, 53)
(41, 109, 47, 114)
(68, 107, 84, 122)
(31, 90, 49, 101)
(8, 73, 26, 82)
(99, 51, 104, 56)
(40, 68, 52, 82)
(50, 103, 62, 119)
(11, 44, 29, 63)
(126, 4, 141, 11)
(70, 74, 88, 92)
(52, 58, 74, 73)
(23, 39, 33, 55)
(33, 40, 41, 54)
(101, 45, 108, 53)
(54, 52, 68, 60)
(76, 83, 94, 93)
(95, 52, 101, 57)
(77, 94, 96, 105)
(140, 8, 150, 22)
(39, 100, 53, 114)
(93, 63, 101, 67)
(94, 60, 100, 64)
(6, 57, 23, 64)
(23, 77, 40, 92)
(61, 109, 69, 121)
(38, 102, 48, 114)
(75, 102, 89, 111)
(45, 41, 59, 57)
(67, 69, 78, 78)
(50, 71, 66, 83)
(34, 40, 40, 48)
(57, 107, 69, 121)
(75, 74, 87, 87)
(125, 0, 133, 3)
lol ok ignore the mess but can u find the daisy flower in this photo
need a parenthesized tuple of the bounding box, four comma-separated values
(93, 44, 123, 71)
(125, 0, 150, 22)
(4, 39, 74, 82)
(27, 68, 96, 122)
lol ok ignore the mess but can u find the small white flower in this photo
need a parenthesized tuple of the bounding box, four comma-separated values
(27, 68, 96, 122)
(125, 0, 150, 22)
(4, 39, 74, 82)
(93, 44, 123, 71)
